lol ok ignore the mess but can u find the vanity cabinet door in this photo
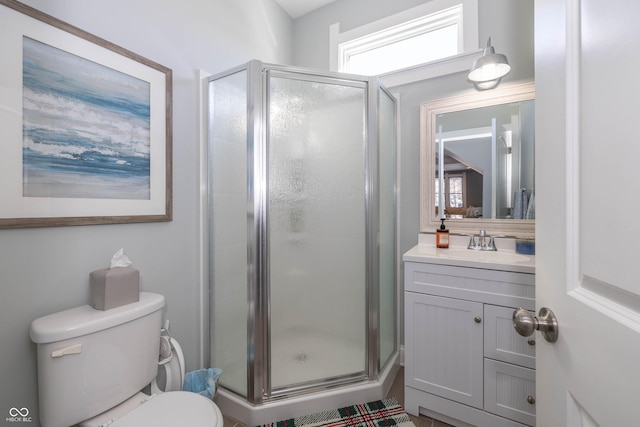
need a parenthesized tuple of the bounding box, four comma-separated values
(484, 359, 536, 426)
(484, 304, 536, 369)
(405, 292, 484, 409)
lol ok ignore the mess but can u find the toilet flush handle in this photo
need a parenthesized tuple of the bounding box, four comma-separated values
(51, 343, 82, 358)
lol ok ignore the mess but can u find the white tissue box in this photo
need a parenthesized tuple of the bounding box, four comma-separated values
(89, 266, 139, 310)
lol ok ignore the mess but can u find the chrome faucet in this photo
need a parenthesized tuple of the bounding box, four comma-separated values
(467, 229, 497, 251)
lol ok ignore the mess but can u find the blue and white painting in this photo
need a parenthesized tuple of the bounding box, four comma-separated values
(22, 36, 151, 200)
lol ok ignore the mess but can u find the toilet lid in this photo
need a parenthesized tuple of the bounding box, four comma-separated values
(111, 392, 222, 427)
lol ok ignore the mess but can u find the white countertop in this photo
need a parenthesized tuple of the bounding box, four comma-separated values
(403, 234, 535, 274)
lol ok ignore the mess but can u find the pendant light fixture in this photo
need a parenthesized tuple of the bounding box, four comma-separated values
(468, 37, 511, 90)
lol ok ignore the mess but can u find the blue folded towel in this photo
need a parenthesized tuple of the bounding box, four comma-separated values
(513, 188, 528, 219)
(526, 191, 535, 220)
(183, 368, 222, 399)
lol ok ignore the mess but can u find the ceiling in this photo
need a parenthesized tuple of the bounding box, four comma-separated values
(274, 0, 337, 19)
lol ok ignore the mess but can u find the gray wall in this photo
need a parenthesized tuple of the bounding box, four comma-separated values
(396, 0, 534, 272)
(291, 0, 534, 346)
(0, 0, 292, 424)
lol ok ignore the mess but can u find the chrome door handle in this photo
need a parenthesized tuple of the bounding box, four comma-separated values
(513, 307, 559, 343)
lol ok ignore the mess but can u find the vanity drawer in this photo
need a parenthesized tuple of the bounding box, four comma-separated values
(484, 359, 536, 426)
(484, 304, 536, 369)
(405, 262, 535, 310)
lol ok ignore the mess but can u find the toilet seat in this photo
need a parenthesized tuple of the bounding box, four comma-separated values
(110, 392, 223, 427)
(151, 337, 185, 393)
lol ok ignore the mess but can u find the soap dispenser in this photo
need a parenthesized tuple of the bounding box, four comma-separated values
(436, 218, 449, 248)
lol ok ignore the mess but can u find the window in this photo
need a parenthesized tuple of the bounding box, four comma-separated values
(448, 175, 464, 208)
(330, 0, 479, 86)
(435, 173, 466, 216)
(340, 6, 461, 75)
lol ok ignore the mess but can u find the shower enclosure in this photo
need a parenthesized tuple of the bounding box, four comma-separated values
(206, 61, 398, 425)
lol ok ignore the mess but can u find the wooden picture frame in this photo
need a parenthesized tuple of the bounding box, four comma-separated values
(0, 0, 172, 228)
(420, 82, 535, 238)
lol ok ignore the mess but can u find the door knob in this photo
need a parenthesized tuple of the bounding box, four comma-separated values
(513, 307, 559, 343)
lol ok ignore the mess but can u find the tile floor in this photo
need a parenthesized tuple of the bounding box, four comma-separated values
(386, 367, 454, 427)
(222, 367, 453, 427)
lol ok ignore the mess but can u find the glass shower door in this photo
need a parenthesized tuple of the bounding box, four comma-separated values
(208, 69, 248, 398)
(378, 88, 397, 370)
(267, 72, 367, 391)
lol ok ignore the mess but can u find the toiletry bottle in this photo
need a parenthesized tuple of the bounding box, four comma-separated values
(436, 218, 449, 248)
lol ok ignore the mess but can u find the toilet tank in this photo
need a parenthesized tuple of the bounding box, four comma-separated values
(30, 292, 165, 427)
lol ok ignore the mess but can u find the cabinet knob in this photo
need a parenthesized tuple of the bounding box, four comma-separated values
(474, 316, 482, 323)
(527, 338, 536, 346)
(527, 395, 536, 405)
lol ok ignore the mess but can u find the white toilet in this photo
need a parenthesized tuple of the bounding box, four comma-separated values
(29, 292, 223, 427)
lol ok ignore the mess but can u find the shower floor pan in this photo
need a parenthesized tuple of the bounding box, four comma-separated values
(216, 350, 399, 426)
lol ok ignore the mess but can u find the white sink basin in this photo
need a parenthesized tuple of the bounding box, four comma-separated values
(442, 247, 530, 263)
(404, 244, 534, 273)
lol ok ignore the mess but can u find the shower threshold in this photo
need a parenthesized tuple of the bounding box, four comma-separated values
(216, 352, 400, 426)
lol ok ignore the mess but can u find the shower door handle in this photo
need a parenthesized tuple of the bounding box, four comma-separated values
(512, 307, 559, 343)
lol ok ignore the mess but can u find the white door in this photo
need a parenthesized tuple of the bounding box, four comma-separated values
(534, 0, 640, 425)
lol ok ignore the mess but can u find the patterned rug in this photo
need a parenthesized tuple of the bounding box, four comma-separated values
(258, 398, 415, 427)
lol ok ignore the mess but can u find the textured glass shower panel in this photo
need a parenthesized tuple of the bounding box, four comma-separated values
(378, 89, 397, 369)
(268, 74, 367, 389)
(208, 70, 248, 397)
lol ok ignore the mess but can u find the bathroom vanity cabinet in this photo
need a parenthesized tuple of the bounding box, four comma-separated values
(403, 244, 536, 427)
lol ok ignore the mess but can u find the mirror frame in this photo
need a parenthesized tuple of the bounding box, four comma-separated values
(420, 81, 535, 238)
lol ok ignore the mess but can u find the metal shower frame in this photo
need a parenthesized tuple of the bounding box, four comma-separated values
(205, 60, 398, 405)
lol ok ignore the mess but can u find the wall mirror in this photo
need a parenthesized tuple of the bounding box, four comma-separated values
(420, 82, 535, 238)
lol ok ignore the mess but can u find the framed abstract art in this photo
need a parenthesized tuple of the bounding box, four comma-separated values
(0, 0, 172, 228)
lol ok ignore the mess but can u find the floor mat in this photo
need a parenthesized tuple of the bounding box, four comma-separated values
(257, 397, 415, 427)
